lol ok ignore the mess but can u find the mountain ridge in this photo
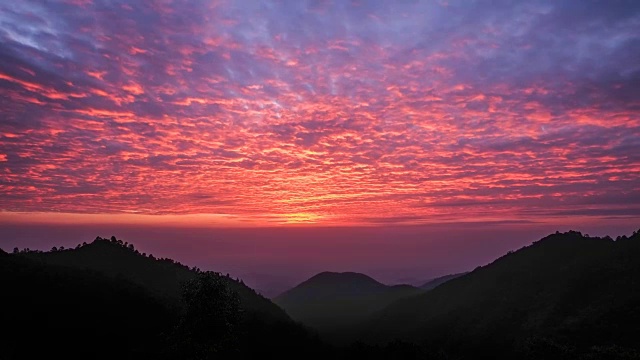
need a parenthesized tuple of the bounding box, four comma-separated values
(20, 236, 290, 322)
(359, 230, 640, 358)
(420, 272, 468, 290)
(7, 236, 330, 359)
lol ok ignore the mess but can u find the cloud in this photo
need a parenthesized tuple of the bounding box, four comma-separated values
(0, 0, 638, 225)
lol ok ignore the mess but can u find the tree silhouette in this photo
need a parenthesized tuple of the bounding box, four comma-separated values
(173, 272, 241, 359)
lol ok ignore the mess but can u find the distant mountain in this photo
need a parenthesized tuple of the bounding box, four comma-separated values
(363, 230, 640, 359)
(274, 271, 423, 332)
(22, 237, 288, 322)
(419, 272, 468, 291)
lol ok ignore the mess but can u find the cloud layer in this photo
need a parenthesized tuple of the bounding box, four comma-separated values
(1, 0, 639, 225)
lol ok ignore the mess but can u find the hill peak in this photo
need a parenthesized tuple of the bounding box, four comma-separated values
(306, 271, 383, 286)
(14, 235, 290, 323)
(274, 271, 423, 332)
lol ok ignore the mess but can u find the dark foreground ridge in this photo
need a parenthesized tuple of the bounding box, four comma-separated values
(19, 236, 288, 322)
(3, 230, 640, 359)
(360, 229, 640, 359)
(3, 236, 327, 360)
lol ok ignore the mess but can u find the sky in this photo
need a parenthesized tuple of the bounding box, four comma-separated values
(0, 0, 639, 291)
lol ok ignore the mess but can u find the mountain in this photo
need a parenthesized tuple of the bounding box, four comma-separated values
(2, 249, 176, 359)
(362, 230, 640, 359)
(7, 230, 640, 359)
(10, 237, 330, 359)
(419, 272, 468, 291)
(274, 271, 423, 332)
(22, 237, 288, 322)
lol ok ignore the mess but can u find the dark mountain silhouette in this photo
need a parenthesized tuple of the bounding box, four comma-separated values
(7, 237, 329, 359)
(419, 272, 468, 291)
(5, 230, 640, 359)
(274, 271, 423, 332)
(2, 249, 177, 359)
(360, 230, 640, 359)
(22, 236, 288, 322)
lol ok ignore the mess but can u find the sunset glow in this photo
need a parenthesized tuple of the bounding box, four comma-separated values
(1, 0, 639, 227)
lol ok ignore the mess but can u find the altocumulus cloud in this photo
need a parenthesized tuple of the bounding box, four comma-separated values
(0, 0, 638, 225)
